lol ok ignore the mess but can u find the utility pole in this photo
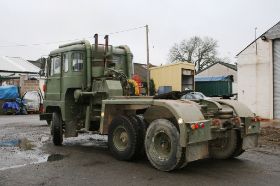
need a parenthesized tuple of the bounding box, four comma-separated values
(255, 27, 258, 55)
(146, 25, 150, 96)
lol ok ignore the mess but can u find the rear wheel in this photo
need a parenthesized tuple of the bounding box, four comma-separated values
(209, 130, 238, 159)
(145, 119, 184, 171)
(108, 115, 139, 161)
(231, 130, 245, 157)
(128, 115, 147, 158)
(52, 112, 63, 146)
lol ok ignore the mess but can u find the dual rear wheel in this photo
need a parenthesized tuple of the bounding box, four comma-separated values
(108, 116, 184, 171)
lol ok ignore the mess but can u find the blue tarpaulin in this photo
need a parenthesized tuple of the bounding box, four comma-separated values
(195, 75, 233, 82)
(0, 85, 19, 99)
(2, 101, 20, 112)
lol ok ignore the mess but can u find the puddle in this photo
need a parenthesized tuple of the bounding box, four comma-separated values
(0, 139, 20, 147)
(47, 154, 64, 162)
(0, 138, 35, 150)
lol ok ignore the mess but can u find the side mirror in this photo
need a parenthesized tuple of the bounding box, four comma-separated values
(39, 69, 45, 76)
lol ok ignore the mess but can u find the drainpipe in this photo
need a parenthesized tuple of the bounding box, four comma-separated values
(59, 40, 92, 90)
(119, 45, 133, 79)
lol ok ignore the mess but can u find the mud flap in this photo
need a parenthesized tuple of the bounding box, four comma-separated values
(180, 142, 209, 168)
(242, 134, 258, 150)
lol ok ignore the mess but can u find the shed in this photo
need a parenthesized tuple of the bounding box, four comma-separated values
(0, 56, 42, 95)
(195, 75, 233, 97)
(150, 62, 195, 92)
(236, 21, 280, 119)
(196, 62, 237, 94)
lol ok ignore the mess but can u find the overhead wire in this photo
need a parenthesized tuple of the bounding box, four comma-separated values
(0, 25, 146, 48)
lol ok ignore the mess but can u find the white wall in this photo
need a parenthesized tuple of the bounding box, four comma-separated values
(237, 38, 273, 119)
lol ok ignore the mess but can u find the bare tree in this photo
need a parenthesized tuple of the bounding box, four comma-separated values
(169, 36, 218, 71)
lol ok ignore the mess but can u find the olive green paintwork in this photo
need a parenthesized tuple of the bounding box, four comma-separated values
(216, 99, 255, 117)
(43, 40, 133, 121)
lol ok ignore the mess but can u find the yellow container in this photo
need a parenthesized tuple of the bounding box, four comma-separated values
(150, 62, 195, 92)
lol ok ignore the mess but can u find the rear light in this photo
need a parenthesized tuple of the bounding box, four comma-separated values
(43, 84, 46, 92)
(200, 123, 205, 128)
(190, 122, 205, 130)
(39, 104, 44, 113)
(232, 117, 241, 126)
(191, 124, 196, 130)
(212, 119, 221, 126)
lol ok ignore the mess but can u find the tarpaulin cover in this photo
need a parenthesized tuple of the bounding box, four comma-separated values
(2, 101, 20, 112)
(195, 75, 233, 82)
(0, 85, 19, 99)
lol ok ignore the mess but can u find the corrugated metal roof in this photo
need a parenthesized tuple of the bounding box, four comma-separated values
(195, 75, 233, 82)
(0, 56, 40, 74)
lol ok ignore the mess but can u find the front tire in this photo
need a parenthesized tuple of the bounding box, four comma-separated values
(52, 112, 63, 146)
(145, 119, 184, 171)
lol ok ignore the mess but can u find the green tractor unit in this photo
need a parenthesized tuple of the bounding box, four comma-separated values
(40, 35, 260, 171)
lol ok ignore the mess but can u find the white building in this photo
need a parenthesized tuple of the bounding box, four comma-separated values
(237, 21, 280, 119)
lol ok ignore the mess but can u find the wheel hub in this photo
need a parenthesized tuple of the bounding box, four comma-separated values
(153, 131, 171, 159)
(113, 126, 129, 151)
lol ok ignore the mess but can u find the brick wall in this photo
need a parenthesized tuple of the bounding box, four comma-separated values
(0, 79, 20, 86)
(20, 80, 39, 95)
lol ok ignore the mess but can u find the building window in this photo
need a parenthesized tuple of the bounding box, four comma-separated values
(72, 52, 84, 71)
(50, 56, 61, 76)
(63, 53, 68, 72)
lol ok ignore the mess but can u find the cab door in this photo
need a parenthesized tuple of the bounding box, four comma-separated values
(46, 55, 61, 101)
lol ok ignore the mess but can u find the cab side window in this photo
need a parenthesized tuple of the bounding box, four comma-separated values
(72, 52, 84, 71)
(50, 56, 61, 76)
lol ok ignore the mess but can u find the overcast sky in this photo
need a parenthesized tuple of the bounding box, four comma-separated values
(0, 0, 279, 65)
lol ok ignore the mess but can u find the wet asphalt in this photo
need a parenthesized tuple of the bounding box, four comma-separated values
(0, 115, 279, 186)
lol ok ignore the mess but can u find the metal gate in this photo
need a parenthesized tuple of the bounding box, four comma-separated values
(273, 39, 280, 119)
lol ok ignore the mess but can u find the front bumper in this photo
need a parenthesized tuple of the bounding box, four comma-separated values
(39, 113, 52, 121)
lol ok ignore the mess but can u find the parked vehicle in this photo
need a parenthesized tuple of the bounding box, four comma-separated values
(0, 85, 27, 115)
(22, 90, 43, 114)
(181, 91, 211, 100)
(40, 36, 260, 172)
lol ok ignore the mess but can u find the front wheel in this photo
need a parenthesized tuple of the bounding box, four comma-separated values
(145, 119, 184, 171)
(52, 112, 63, 146)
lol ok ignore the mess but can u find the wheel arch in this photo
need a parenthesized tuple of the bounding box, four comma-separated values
(144, 100, 205, 124)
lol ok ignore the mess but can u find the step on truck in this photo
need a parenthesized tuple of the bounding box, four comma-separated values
(40, 35, 260, 171)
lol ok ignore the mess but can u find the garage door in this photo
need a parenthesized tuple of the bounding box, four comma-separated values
(274, 39, 280, 119)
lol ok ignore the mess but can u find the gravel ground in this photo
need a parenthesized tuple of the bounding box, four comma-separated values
(0, 115, 279, 186)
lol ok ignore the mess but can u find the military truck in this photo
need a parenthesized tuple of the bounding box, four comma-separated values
(40, 35, 260, 171)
